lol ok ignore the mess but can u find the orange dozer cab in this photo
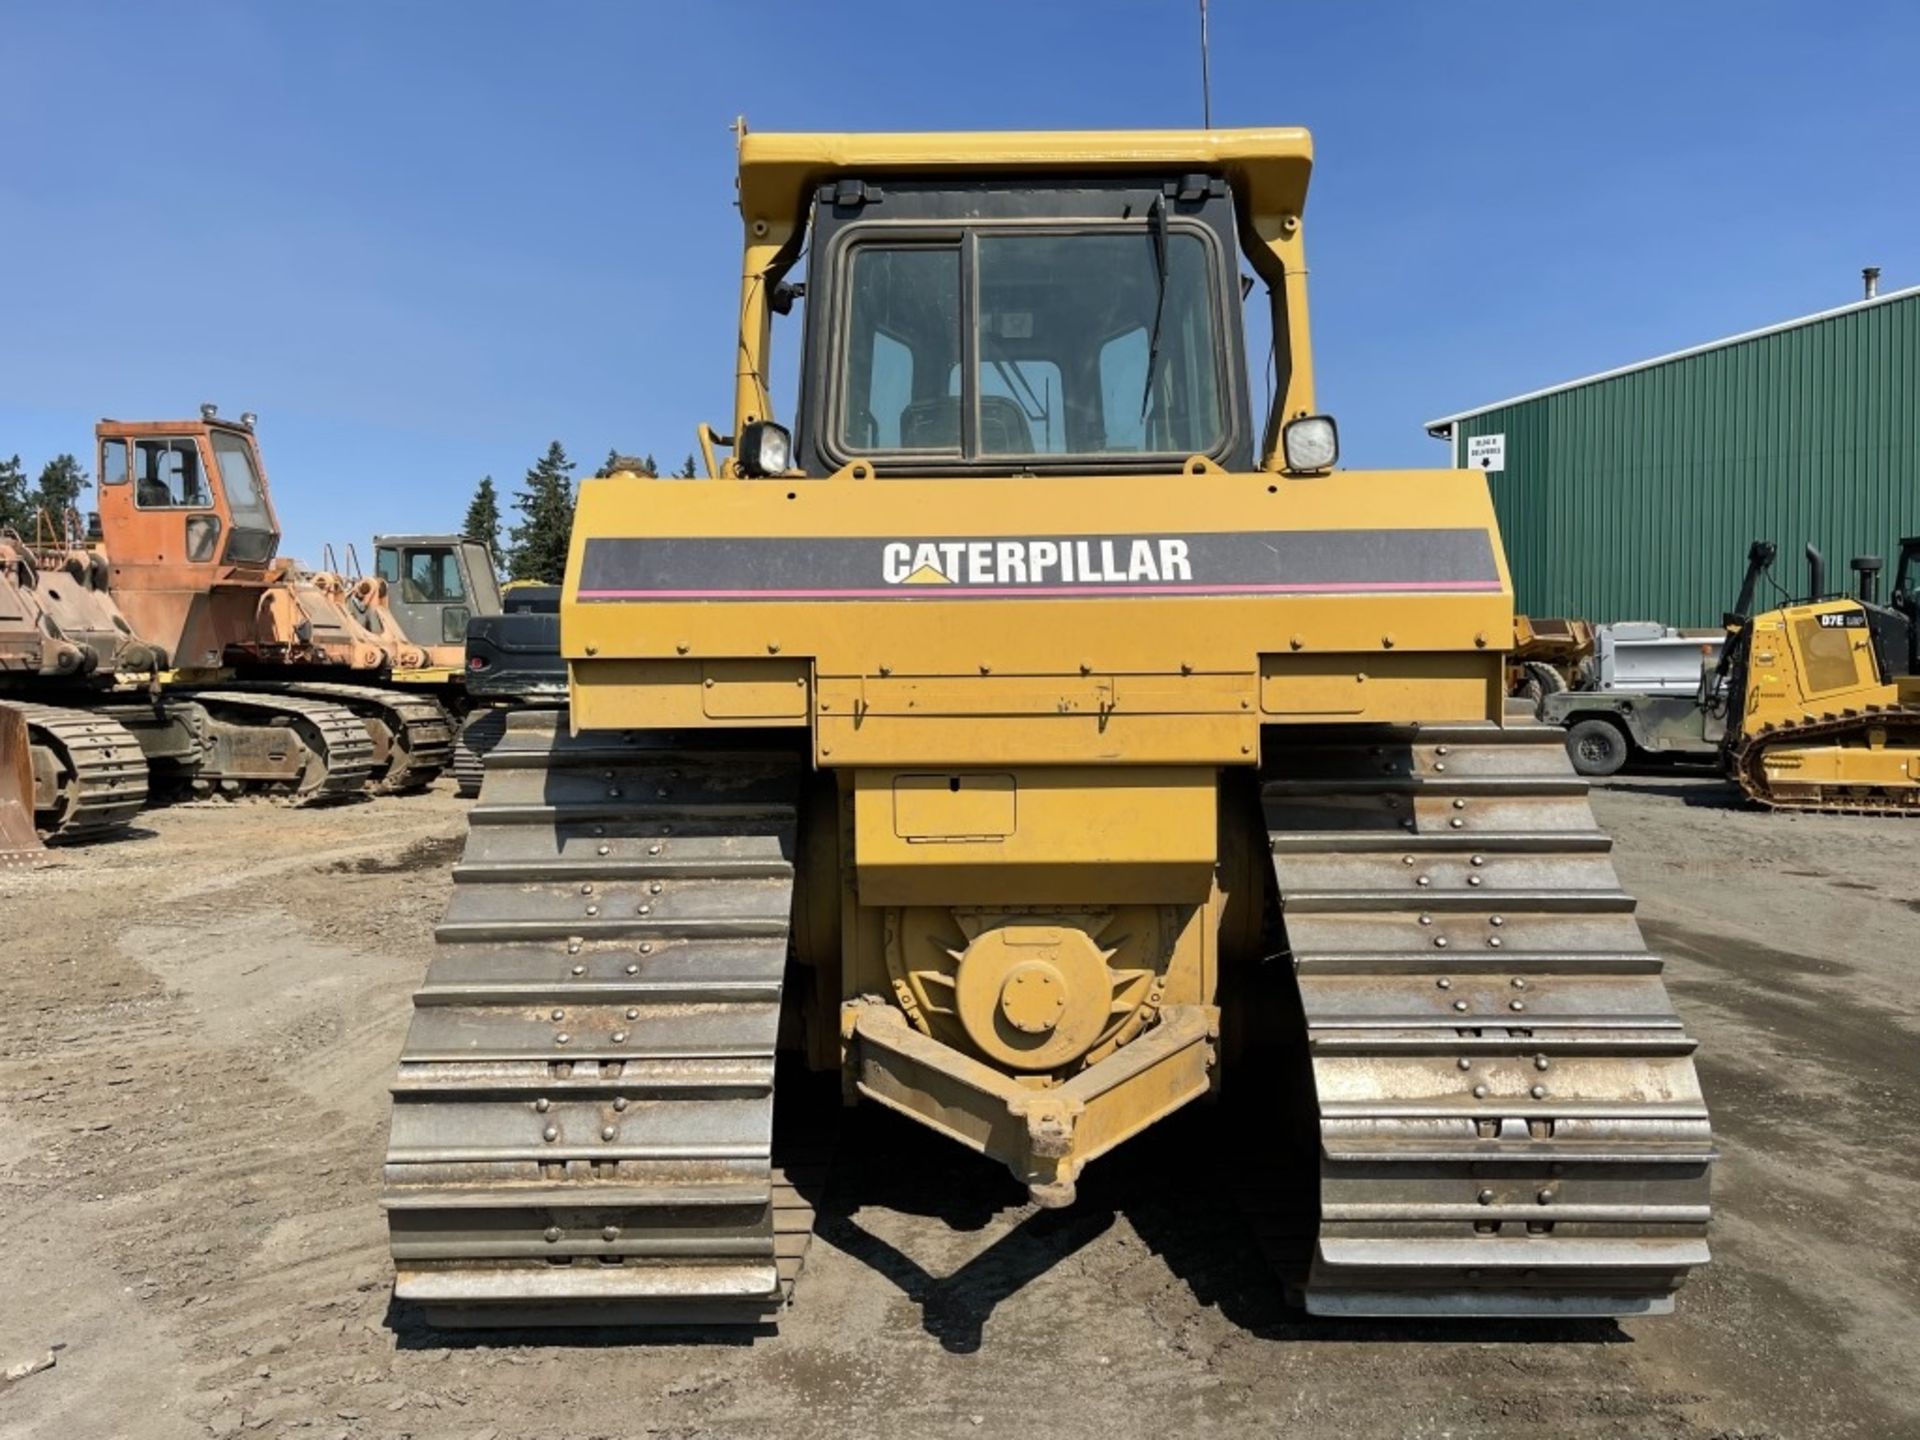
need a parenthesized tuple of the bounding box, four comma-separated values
(84, 407, 456, 799)
(99, 410, 398, 673)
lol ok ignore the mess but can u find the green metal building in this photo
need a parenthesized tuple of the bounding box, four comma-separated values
(1424, 284, 1920, 627)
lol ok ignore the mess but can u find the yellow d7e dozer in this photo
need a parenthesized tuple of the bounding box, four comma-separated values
(384, 128, 1713, 1325)
(1712, 541, 1920, 811)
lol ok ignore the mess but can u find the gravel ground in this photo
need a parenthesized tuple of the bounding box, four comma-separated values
(1, 770, 1915, 1440)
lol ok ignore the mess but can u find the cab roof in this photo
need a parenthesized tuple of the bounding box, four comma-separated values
(736, 128, 1314, 231)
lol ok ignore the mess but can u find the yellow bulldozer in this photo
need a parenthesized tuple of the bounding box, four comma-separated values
(1711, 540, 1920, 810)
(383, 127, 1713, 1326)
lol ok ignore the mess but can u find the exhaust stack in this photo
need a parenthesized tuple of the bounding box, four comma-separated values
(1851, 555, 1882, 605)
(1863, 266, 1881, 299)
(1805, 544, 1826, 600)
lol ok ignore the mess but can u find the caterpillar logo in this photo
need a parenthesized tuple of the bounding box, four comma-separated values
(881, 538, 1193, 588)
(575, 527, 1504, 602)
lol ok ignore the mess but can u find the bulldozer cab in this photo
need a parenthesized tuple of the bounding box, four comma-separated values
(726, 131, 1323, 482)
(96, 413, 280, 573)
(372, 535, 502, 646)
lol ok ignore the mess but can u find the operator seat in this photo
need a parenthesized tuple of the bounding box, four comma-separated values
(899, 396, 1035, 454)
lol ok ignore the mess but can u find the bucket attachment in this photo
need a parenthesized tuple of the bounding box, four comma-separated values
(0, 706, 47, 866)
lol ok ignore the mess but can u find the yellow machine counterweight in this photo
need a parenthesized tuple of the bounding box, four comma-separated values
(383, 127, 1714, 1327)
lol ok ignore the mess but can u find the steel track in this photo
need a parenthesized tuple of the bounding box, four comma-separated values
(1730, 704, 1920, 815)
(451, 706, 511, 799)
(2, 700, 149, 841)
(190, 690, 377, 800)
(1262, 721, 1714, 1317)
(231, 681, 454, 793)
(382, 709, 818, 1327)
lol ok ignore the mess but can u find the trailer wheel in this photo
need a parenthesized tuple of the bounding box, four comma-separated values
(1565, 718, 1630, 777)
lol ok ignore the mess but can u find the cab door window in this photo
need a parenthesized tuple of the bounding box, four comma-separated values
(401, 549, 465, 603)
(134, 438, 209, 508)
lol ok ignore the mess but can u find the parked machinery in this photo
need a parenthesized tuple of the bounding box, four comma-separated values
(445, 581, 565, 797)
(1535, 540, 1919, 800)
(2, 410, 458, 843)
(0, 531, 158, 841)
(1709, 539, 1920, 811)
(1535, 623, 1727, 777)
(383, 128, 1713, 1328)
(1506, 615, 1594, 702)
(368, 534, 505, 670)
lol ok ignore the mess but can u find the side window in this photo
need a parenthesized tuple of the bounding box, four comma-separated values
(839, 245, 961, 454)
(433, 551, 465, 600)
(134, 438, 208, 508)
(100, 439, 129, 487)
(375, 548, 401, 585)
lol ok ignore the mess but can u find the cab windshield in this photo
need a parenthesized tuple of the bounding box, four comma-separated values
(209, 430, 279, 565)
(837, 227, 1228, 464)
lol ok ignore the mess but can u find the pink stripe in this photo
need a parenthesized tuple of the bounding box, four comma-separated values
(579, 580, 1502, 600)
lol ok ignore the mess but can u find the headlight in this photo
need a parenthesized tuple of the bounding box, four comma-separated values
(737, 420, 793, 478)
(1282, 415, 1339, 473)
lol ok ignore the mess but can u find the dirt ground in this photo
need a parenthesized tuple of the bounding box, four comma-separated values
(2, 769, 1917, 1440)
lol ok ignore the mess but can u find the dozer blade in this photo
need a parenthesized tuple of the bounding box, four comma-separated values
(0, 703, 47, 866)
(382, 709, 820, 1328)
(1263, 721, 1714, 1318)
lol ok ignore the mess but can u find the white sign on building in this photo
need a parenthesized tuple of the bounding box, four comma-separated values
(1467, 433, 1506, 473)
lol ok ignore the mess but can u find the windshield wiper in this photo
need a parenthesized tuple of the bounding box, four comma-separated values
(1139, 194, 1170, 423)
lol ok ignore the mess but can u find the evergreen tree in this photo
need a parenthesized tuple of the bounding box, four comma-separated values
(0, 455, 28, 534)
(508, 441, 577, 582)
(676, 454, 699, 479)
(463, 475, 502, 557)
(641, 453, 658, 479)
(31, 454, 88, 532)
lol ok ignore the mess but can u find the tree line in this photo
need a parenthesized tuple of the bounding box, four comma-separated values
(0, 453, 90, 539)
(465, 445, 699, 583)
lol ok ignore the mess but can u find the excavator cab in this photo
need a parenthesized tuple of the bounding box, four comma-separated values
(95, 409, 283, 669)
(99, 410, 280, 573)
(371, 535, 502, 647)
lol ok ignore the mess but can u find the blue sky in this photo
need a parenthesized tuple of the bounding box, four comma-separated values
(3, 1, 1914, 559)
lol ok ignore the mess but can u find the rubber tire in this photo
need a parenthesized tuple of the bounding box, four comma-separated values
(1565, 718, 1630, 777)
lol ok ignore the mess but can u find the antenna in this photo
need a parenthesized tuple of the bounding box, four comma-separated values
(1198, 0, 1213, 128)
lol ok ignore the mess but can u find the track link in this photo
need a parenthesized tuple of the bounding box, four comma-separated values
(4, 700, 149, 841)
(1730, 704, 1920, 815)
(1262, 721, 1714, 1317)
(244, 681, 454, 793)
(382, 708, 815, 1327)
(451, 706, 511, 799)
(190, 690, 377, 800)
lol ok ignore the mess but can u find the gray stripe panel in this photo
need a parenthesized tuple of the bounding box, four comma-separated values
(578, 529, 1500, 597)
